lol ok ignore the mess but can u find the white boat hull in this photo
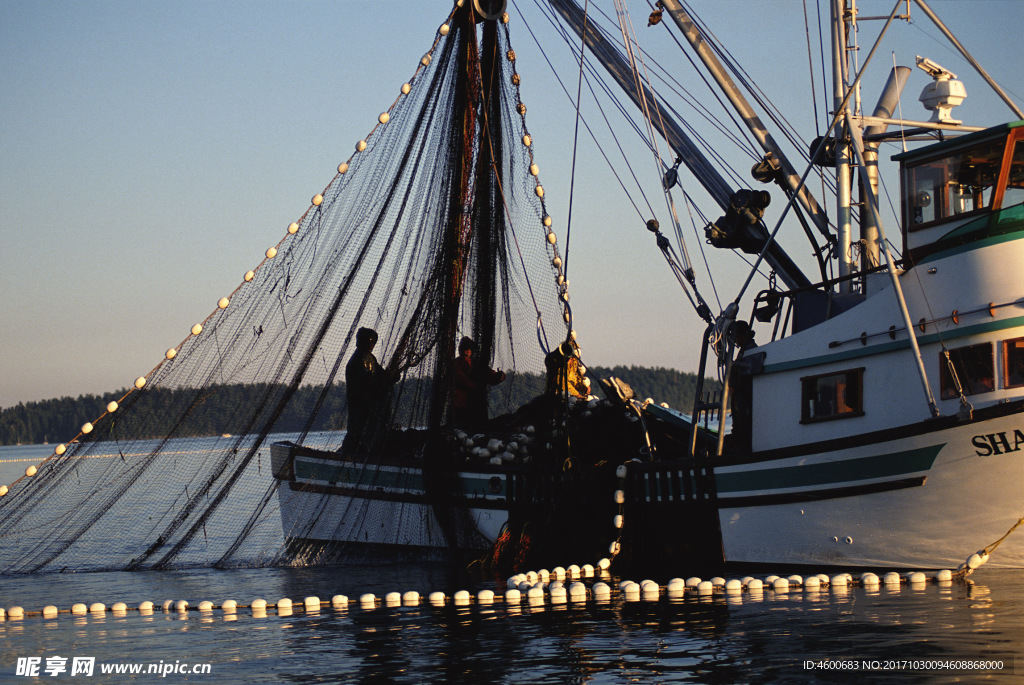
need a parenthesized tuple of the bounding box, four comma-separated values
(714, 402, 1024, 568)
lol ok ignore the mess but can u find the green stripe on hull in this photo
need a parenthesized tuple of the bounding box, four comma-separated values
(293, 458, 504, 496)
(715, 444, 944, 493)
(294, 459, 424, 490)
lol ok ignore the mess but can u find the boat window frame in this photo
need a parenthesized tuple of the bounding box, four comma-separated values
(902, 136, 1008, 232)
(1000, 135, 1024, 212)
(799, 367, 865, 424)
(939, 342, 995, 400)
(1003, 337, 1024, 390)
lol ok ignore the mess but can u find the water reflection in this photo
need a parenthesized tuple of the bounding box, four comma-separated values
(0, 566, 1020, 683)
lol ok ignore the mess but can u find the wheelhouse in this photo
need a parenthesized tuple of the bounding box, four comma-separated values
(898, 121, 1024, 262)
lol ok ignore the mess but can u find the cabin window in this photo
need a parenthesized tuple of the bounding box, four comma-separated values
(1004, 337, 1024, 389)
(905, 140, 1004, 228)
(939, 343, 994, 399)
(800, 368, 864, 423)
(1001, 140, 1024, 210)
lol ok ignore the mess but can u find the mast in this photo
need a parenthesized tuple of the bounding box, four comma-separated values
(860, 66, 912, 274)
(832, 0, 855, 294)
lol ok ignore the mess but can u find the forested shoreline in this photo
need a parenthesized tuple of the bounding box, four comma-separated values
(0, 366, 715, 446)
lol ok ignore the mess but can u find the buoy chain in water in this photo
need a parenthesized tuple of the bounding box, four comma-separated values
(1, 563, 978, 625)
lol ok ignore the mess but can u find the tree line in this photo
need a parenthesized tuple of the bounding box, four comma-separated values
(0, 366, 716, 446)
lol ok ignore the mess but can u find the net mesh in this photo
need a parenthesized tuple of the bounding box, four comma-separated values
(0, 8, 588, 574)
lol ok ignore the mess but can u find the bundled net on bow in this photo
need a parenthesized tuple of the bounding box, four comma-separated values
(0, 6, 581, 574)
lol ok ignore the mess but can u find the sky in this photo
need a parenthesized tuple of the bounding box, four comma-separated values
(2, 0, 1022, 409)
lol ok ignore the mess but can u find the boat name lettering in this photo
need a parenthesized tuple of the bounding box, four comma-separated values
(971, 430, 1024, 457)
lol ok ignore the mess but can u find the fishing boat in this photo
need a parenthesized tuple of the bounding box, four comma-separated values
(591, 1, 1023, 571)
(272, 0, 1024, 573)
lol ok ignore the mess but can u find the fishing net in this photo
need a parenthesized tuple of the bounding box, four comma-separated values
(0, 6, 617, 574)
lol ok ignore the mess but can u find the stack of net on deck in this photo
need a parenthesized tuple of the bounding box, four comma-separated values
(0, 6, 575, 573)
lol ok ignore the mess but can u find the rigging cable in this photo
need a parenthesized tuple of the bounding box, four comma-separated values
(563, 0, 592, 281)
(518, 0, 657, 220)
(613, 0, 713, 318)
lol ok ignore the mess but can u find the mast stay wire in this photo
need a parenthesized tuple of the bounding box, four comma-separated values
(538, 1, 775, 206)
(527, 0, 766, 307)
(587, 2, 762, 164)
(805, 0, 833, 214)
(562, 0, 592, 282)
(613, 0, 716, 317)
(516, 0, 658, 221)
(582, 0, 745, 300)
